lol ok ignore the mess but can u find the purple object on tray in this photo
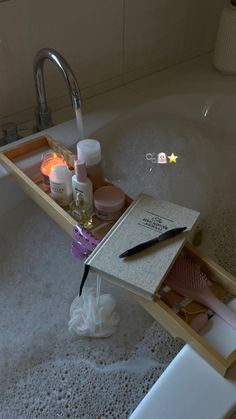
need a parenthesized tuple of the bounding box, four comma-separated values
(71, 224, 100, 261)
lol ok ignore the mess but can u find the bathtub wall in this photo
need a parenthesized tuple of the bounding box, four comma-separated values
(0, 0, 225, 128)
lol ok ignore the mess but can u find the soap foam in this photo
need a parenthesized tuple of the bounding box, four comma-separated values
(0, 200, 183, 418)
(0, 322, 183, 419)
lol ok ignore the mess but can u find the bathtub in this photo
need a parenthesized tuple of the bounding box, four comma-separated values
(0, 88, 236, 418)
(93, 93, 236, 418)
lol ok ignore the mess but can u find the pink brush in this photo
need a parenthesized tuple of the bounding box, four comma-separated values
(165, 255, 236, 331)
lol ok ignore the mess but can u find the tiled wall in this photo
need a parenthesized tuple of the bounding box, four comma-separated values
(0, 0, 226, 127)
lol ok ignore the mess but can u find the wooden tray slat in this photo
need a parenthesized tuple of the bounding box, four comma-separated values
(4, 137, 49, 160)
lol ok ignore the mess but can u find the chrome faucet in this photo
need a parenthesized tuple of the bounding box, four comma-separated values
(33, 48, 82, 131)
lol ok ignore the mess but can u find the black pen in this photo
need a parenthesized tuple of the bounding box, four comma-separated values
(119, 227, 187, 258)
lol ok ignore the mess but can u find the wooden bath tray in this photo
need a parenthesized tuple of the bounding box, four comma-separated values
(0, 135, 122, 239)
(0, 135, 235, 377)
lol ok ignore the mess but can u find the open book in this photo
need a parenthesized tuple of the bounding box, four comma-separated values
(86, 193, 200, 299)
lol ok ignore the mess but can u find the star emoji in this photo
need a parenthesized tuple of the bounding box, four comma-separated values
(168, 153, 178, 163)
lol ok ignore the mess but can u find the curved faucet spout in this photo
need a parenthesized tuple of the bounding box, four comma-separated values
(33, 48, 82, 130)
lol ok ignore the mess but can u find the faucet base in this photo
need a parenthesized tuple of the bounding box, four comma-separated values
(35, 108, 53, 131)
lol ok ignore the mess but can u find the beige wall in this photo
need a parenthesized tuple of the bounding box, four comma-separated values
(0, 0, 225, 126)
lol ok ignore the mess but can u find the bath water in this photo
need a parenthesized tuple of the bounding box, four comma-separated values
(75, 107, 84, 140)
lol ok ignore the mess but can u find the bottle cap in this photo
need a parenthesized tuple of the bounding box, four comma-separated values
(49, 165, 72, 183)
(76, 191, 84, 204)
(77, 139, 101, 166)
(74, 159, 87, 182)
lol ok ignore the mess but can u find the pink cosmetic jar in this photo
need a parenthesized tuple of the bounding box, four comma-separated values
(94, 185, 125, 221)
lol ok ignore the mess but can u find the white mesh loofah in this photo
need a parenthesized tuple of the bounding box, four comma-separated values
(68, 285, 120, 338)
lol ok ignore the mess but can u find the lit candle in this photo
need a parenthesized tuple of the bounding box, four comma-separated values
(40, 152, 67, 191)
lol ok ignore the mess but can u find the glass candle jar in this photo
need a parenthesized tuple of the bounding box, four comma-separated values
(40, 152, 67, 191)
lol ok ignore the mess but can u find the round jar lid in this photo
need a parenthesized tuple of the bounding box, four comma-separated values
(77, 139, 101, 166)
(94, 185, 125, 213)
